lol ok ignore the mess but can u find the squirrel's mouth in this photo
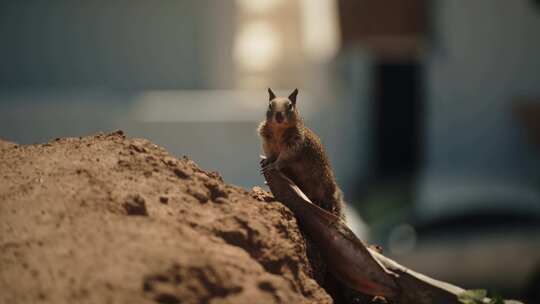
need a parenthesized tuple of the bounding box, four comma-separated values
(274, 112, 285, 124)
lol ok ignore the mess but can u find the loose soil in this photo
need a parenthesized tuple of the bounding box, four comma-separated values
(0, 131, 332, 304)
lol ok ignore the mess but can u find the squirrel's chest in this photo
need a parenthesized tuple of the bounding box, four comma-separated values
(266, 129, 288, 153)
(267, 135, 284, 153)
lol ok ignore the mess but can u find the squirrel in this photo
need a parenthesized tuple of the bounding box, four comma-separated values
(258, 88, 357, 303)
(258, 88, 345, 219)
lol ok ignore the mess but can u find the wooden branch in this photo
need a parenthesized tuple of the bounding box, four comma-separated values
(262, 170, 522, 304)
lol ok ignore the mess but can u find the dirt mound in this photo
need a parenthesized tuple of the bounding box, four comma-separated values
(0, 131, 332, 304)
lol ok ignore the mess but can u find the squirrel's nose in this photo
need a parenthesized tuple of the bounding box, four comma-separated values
(275, 112, 284, 123)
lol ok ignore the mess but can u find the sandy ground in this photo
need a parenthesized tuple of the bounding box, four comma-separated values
(0, 131, 332, 304)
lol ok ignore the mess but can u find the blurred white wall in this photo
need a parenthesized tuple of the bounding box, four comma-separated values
(0, 0, 235, 89)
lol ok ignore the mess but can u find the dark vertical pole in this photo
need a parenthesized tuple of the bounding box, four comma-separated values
(372, 62, 423, 181)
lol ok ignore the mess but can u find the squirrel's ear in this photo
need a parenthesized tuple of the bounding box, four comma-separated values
(288, 88, 299, 104)
(268, 88, 276, 101)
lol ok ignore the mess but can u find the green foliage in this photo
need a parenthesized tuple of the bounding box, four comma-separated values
(489, 292, 505, 304)
(458, 289, 504, 304)
(458, 289, 486, 304)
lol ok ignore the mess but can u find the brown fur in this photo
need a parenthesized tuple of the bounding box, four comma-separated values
(257, 96, 344, 219)
(258, 90, 359, 303)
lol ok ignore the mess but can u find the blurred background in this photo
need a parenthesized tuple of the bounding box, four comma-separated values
(1, 0, 540, 301)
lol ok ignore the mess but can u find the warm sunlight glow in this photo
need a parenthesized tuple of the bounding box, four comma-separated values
(300, 0, 340, 62)
(236, 0, 284, 14)
(233, 21, 282, 72)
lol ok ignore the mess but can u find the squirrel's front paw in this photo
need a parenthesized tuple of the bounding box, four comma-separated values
(259, 155, 277, 169)
(260, 161, 280, 175)
(260, 157, 272, 167)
